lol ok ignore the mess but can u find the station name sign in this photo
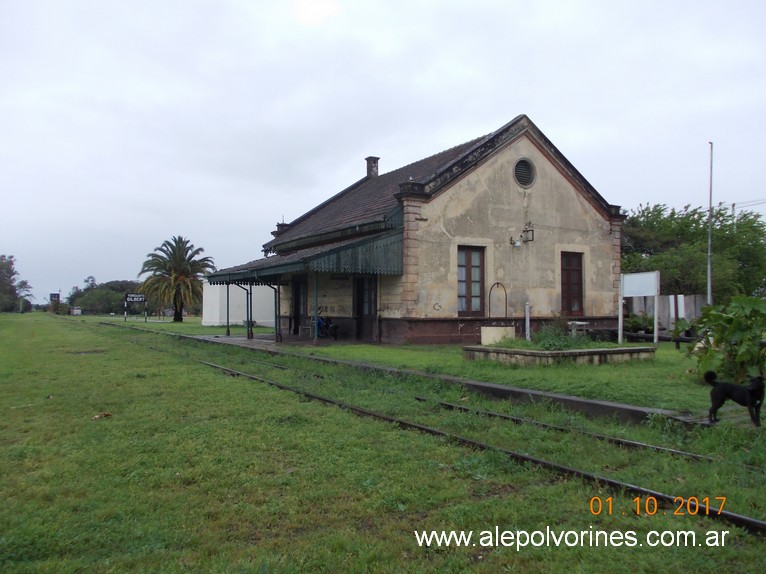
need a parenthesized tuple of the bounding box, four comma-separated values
(125, 293, 146, 303)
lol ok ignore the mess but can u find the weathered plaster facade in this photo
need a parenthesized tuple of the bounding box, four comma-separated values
(383, 134, 619, 325)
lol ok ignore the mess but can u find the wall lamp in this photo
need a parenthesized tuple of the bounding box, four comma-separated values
(511, 223, 534, 248)
(521, 222, 534, 243)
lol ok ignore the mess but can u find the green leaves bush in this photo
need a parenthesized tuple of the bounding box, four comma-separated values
(624, 313, 654, 333)
(685, 296, 766, 381)
(531, 322, 590, 351)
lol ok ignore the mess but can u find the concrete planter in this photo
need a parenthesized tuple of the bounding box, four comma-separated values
(480, 326, 516, 345)
(463, 345, 656, 366)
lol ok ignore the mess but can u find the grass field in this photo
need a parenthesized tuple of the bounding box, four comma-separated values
(1, 313, 764, 573)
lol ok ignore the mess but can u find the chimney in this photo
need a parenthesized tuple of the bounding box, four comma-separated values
(272, 221, 290, 237)
(365, 156, 379, 178)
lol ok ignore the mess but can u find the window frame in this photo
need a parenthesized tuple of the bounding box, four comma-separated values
(457, 246, 485, 317)
(561, 251, 584, 317)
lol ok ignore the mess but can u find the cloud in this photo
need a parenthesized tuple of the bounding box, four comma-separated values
(291, 0, 342, 27)
(2, 0, 766, 301)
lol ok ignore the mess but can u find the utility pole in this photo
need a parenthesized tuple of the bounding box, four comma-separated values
(707, 142, 713, 305)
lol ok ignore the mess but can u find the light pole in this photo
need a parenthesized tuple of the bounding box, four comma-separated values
(707, 142, 713, 305)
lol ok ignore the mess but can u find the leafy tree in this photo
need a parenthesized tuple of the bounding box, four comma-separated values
(138, 236, 215, 322)
(15, 279, 33, 312)
(67, 278, 140, 315)
(0, 256, 18, 311)
(622, 204, 766, 303)
(102, 279, 141, 293)
(67, 276, 97, 305)
(682, 297, 766, 380)
(66, 285, 81, 305)
(0, 255, 33, 312)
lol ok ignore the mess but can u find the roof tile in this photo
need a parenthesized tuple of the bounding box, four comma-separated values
(264, 135, 487, 250)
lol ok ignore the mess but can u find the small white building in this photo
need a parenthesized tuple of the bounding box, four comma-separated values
(202, 281, 276, 327)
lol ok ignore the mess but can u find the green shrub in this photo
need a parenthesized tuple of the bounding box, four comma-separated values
(531, 321, 589, 351)
(684, 296, 766, 380)
(624, 312, 654, 333)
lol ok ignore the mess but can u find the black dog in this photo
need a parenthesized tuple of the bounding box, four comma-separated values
(704, 371, 764, 427)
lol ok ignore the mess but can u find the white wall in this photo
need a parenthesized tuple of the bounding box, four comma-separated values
(202, 282, 276, 327)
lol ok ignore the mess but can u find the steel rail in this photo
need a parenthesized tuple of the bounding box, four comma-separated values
(202, 360, 766, 536)
(415, 397, 721, 464)
(129, 335, 752, 471)
(214, 349, 747, 470)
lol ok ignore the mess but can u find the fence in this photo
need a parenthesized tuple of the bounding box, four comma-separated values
(627, 294, 706, 333)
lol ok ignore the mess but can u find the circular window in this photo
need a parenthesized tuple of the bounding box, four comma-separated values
(514, 158, 535, 187)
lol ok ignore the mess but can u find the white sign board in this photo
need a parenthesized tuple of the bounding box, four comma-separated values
(619, 271, 660, 344)
(622, 271, 659, 297)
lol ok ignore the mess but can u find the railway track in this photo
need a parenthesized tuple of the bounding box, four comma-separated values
(201, 360, 766, 536)
(111, 326, 766, 535)
(415, 396, 764, 473)
(202, 347, 759, 472)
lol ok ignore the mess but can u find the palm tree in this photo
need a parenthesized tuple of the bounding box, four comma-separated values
(138, 236, 215, 322)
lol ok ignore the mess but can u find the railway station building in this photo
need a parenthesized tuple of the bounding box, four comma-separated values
(206, 114, 625, 344)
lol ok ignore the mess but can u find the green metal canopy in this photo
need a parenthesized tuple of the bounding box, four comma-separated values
(206, 229, 402, 286)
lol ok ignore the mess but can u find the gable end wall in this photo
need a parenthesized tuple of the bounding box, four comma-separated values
(379, 134, 620, 328)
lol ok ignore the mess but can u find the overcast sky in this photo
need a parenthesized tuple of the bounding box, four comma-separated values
(2, 0, 765, 302)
